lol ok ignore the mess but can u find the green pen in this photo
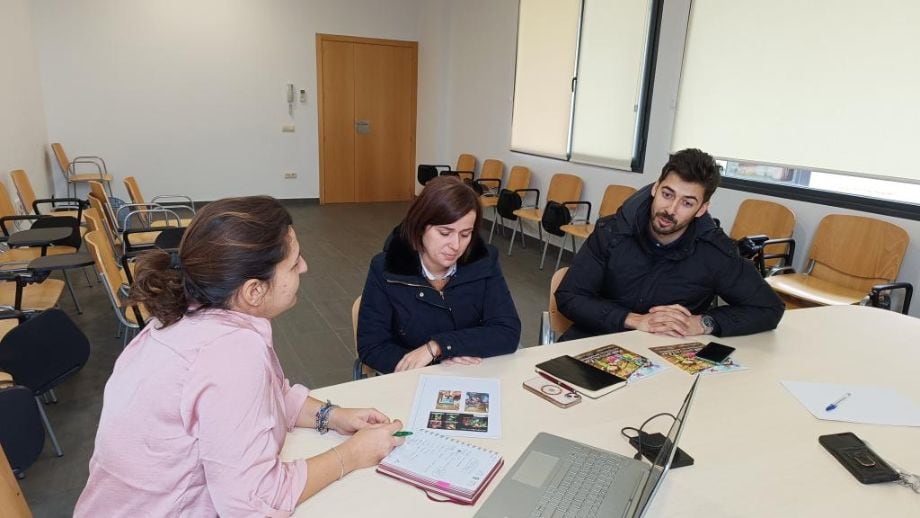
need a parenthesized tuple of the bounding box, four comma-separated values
(393, 431, 413, 437)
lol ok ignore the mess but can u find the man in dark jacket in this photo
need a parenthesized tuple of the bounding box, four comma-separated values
(555, 148, 784, 341)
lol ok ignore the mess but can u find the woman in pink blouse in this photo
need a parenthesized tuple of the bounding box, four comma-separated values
(75, 196, 403, 517)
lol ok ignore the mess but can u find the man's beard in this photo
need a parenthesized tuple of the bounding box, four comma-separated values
(650, 211, 690, 236)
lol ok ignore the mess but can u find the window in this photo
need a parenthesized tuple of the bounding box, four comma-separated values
(510, 0, 660, 171)
(674, 0, 920, 220)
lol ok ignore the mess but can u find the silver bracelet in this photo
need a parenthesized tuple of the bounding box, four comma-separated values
(331, 446, 346, 480)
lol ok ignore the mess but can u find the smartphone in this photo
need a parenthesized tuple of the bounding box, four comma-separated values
(819, 432, 900, 484)
(695, 342, 736, 364)
(523, 376, 582, 408)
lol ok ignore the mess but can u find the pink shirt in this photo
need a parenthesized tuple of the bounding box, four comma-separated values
(75, 309, 310, 517)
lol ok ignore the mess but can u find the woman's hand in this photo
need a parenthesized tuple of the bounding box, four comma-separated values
(338, 420, 405, 472)
(329, 407, 391, 435)
(395, 342, 438, 372)
(441, 356, 482, 366)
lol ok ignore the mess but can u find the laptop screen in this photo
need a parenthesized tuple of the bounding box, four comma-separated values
(630, 375, 700, 518)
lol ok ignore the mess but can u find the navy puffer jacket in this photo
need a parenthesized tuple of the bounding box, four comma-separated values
(357, 227, 521, 374)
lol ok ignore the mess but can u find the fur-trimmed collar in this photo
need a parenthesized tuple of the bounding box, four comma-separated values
(383, 225, 489, 277)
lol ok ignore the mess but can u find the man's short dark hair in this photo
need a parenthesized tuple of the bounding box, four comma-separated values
(657, 148, 722, 202)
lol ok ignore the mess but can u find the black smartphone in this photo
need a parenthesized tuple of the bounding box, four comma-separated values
(695, 342, 735, 364)
(535, 355, 625, 392)
(819, 432, 900, 484)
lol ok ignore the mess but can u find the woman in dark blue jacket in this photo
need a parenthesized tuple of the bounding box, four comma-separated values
(357, 176, 521, 374)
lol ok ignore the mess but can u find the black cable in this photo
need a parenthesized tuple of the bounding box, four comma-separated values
(621, 412, 675, 460)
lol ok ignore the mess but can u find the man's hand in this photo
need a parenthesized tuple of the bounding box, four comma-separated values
(441, 356, 482, 366)
(626, 305, 705, 337)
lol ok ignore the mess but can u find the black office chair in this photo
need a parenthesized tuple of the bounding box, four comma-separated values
(0, 309, 91, 457)
(0, 384, 45, 477)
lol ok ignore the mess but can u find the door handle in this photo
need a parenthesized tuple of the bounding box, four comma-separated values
(355, 120, 370, 134)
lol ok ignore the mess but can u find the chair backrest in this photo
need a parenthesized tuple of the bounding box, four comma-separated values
(124, 176, 145, 205)
(549, 267, 573, 336)
(456, 153, 477, 173)
(0, 309, 90, 395)
(546, 173, 583, 205)
(730, 199, 796, 241)
(0, 384, 45, 482)
(352, 296, 361, 352)
(506, 166, 531, 191)
(9, 170, 37, 215)
(87, 191, 119, 253)
(51, 143, 70, 177)
(808, 214, 909, 292)
(84, 230, 125, 310)
(479, 159, 504, 181)
(598, 185, 637, 218)
(0, 184, 18, 220)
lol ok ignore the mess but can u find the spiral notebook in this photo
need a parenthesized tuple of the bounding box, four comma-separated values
(377, 429, 504, 505)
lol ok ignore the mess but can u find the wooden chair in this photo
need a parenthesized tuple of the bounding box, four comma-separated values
(50, 142, 114, 198)
(471, 159, 504, 194)
(556, 184, 636, 270)
(539, 267, 573, 345)
(1, 444, 32, 516)
(729, 199, 796, 276)
(485, 166, 531, 243)
(766, 214, 913, 313)
(84, 231, 150, 345)
(453, 153, 478, 182)
(9, 170, 83, 220)
(123, 176, 195, 226)
(509, 173, 583, 269)
(88, 181, 167, 255)
(351, 296, 377, 380)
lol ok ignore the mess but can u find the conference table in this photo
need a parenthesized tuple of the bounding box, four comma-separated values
(283, 306, 920, 516)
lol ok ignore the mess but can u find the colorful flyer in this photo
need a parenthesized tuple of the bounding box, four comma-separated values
(574, 343, 666, 381)
(649, 342, 745, 375)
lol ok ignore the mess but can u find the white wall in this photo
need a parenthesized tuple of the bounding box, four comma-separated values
(1, 0, 52, 202)
(435, 0, 920, 317)
(32, 0, 425, 201)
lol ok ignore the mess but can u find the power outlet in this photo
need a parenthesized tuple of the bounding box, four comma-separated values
(284, 172, 297, 179)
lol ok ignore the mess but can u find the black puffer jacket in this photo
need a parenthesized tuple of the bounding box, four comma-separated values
(556, 184, 784, 340)
(357, 227, 521, 373)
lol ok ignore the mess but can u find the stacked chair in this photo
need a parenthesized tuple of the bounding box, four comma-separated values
(51, 142, 114, 198)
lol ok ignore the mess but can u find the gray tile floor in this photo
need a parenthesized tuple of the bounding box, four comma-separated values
(15, 200, 565, 516)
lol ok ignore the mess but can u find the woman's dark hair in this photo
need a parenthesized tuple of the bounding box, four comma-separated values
(657, 148, 722, 202)
(401, 175, 482, 256)
(130, 196, 293, 327)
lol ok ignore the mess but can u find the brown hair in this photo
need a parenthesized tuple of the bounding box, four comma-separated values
(130, 196, 293, 327)
(657, 148, 722, 202)
(400, 175, 482, 255)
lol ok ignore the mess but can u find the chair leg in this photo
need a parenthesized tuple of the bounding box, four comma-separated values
(508, 222, 518, 256)
(47, 389, 58, 404)
(520, 219, 528, 248)
(83, 266, 94, 287)
(555, 235, 565, 271)
(540, 238, 550, 270)
(488, 213, 497, 244)
(35, 397, 63, 457)
(62, 270, 82, 314)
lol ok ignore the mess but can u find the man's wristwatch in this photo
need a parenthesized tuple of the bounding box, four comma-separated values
(700, 314, 716, 335)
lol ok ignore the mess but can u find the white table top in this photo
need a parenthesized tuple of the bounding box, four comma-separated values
(283, 306, 920, 517)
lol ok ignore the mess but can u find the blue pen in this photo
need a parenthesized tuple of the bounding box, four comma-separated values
(825, 392, 852, 412)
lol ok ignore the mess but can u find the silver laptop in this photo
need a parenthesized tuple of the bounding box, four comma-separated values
(475, 376, 699, 518)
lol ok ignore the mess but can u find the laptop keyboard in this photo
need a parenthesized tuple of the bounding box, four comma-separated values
(528, 445, 624, 518)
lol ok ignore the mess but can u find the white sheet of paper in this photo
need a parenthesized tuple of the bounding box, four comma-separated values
(780, 380, 920, 427)
(407, 375, 502, 439)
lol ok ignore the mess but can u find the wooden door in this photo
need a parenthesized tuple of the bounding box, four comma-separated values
(317, 34, 417, 203)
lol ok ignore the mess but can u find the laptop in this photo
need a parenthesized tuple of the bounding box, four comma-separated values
(474, 376, 700, 518)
